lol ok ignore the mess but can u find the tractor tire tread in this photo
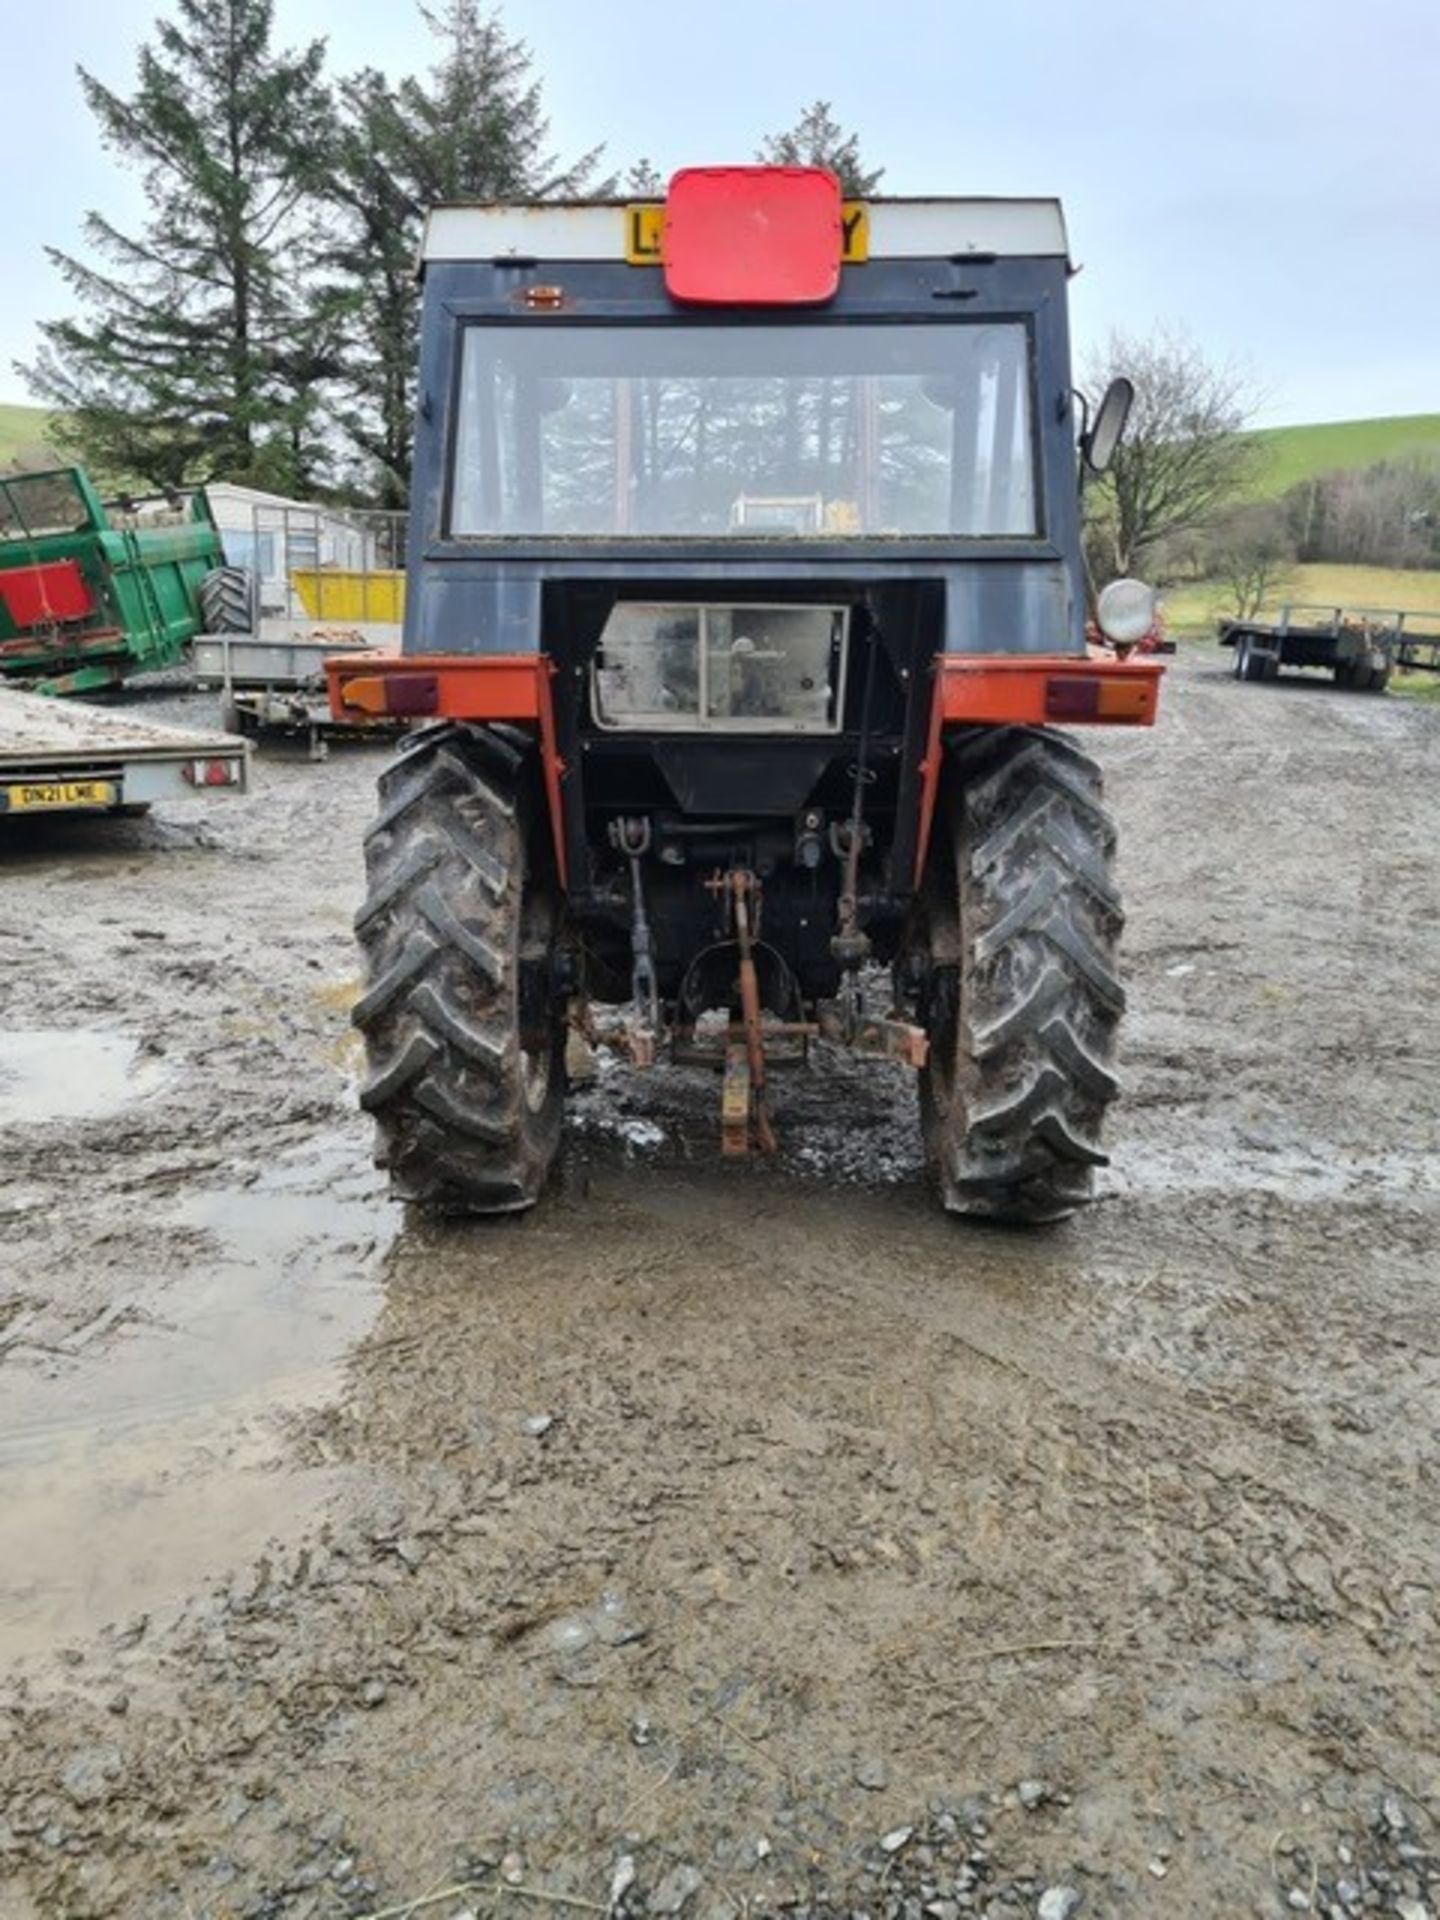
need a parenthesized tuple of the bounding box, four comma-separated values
(359, 1030, 439, 1111)
(971, 785, 1121, 907)
(353, 720, 563, 1213)
(199, 565, 255, 635)
(920, 725, 1123, 1224)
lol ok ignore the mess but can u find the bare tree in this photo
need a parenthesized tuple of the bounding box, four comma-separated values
(1285, 457, 1440, 570)
(1084, 327, 1260, 583)
(1205, 502, 1295, 618)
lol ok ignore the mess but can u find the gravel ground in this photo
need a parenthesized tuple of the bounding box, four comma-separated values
(0, 650, 1437, 1920)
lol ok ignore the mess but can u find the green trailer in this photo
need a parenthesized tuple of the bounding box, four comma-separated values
(0, 466, 252, 696)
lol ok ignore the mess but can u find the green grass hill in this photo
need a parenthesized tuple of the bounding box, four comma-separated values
(1244, 414, 1440, 497)
(0, 402, 60, 471)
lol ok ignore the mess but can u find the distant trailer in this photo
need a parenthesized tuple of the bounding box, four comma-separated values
(1218, 603, 1440, 692)
(0, 686, 248, 818)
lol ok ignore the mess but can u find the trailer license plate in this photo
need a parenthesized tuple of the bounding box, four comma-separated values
(2, 779, 118, 812)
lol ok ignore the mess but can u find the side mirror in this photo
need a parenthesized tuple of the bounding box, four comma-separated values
(1083, 376, 1134, 474)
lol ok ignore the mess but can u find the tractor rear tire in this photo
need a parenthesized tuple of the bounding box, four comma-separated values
(199, 565, 256, 634)
(917, 726, 1124, 1225)
(352, 720, 566, 1213)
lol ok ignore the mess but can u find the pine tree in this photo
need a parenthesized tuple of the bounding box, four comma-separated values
(21, 0, 329, 494)
(388, 2, 609, 208)
(322, 70, 422, 509)
(326, 2, 612, 506)
(626, 159, 666, 197)
(757, 102, 884, 197)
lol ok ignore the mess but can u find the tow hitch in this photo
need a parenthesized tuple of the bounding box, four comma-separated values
(705, 868, 779, 1157)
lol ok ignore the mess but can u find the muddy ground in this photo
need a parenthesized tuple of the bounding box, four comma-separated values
(0, 650, 1437, 1920)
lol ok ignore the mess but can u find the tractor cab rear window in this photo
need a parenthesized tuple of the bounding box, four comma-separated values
(0, 472, 91, 542)
(593, 602, 849, 733)
(449, 322, 1037, 541)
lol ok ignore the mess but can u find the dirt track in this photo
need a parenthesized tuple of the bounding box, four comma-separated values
(1, 651, 1437, 1920)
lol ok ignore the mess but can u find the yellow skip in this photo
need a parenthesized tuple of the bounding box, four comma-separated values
(290, 570, 406, 623)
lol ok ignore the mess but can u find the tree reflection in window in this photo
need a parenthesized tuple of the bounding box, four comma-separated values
(451, 323, 1036, 539)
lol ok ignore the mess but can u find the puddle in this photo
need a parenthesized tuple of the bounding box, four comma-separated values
(1106, 1115, 1440, 1205)
(0, 1414, 351, 1664)
(0, 1028, 167, 1126)
(0, 1132, 397, 1661)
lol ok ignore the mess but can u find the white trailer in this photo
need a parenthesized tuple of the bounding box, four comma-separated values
(0, 687, 249, 818)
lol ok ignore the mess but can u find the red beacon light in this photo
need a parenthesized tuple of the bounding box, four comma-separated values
(662, 166, 843, 307)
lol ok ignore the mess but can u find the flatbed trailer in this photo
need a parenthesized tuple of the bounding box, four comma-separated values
(0, 686, 248, 818)
(192, 634, 403, 759)
(1218, 603, 1440, 691)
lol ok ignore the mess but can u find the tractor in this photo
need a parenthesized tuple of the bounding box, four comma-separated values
(329, 167, 1163, 1223)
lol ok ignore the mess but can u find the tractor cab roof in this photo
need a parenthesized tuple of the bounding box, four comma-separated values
(419, 195, 1070, 272)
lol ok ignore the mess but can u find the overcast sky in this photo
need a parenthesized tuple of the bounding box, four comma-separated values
(3, 0, 1436, 426)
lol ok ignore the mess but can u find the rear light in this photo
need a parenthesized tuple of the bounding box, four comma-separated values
(182, 758, 243, 787)
(1095, 676, 1156, 720)
(1046, 676, 1100, 720)
(1045, 675, 1154, 723)
(337, 672, 438, 718)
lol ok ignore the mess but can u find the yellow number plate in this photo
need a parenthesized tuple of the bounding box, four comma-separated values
(3, 780, 118, 812)
(624, 201, 870, 265)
